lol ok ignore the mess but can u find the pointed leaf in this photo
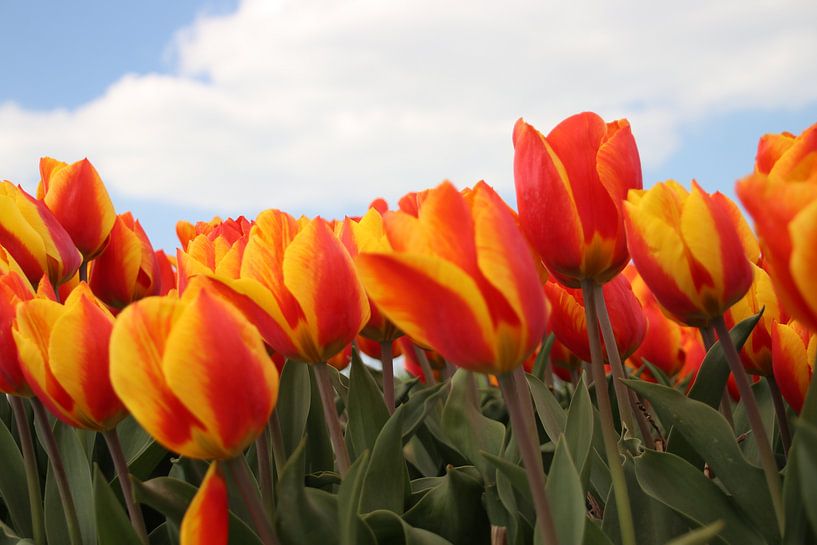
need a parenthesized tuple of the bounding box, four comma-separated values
(276, 360, 312, 457)
(93, 465, 142, 545)
(541, 437, 584, 545)
(360, 406, 409, 514)
(0, 410, 33, 536)
(346, 354, 389, 460)
(338, 451, 376, 545)
(363, 510, 453, 545)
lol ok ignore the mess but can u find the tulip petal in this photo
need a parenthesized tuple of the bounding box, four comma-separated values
(180, 462, 228, 545)
(109, 297, 209, 458)
(0, 188, 49, 283)
(163, 289, 278, 458)
(283, 218, 369, 362)
(789, 199, 817, 326)
(357, 252, 496, 371)
(89, 215, 142, 306)
(772, 322, 813, 413)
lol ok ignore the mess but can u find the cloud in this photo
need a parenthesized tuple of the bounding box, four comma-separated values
(1, 0, 815, 216)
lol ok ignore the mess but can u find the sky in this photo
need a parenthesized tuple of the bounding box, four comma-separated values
(2, 0, 817, 252)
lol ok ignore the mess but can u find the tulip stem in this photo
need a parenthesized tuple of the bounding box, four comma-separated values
(380, 341, 395, 414)
(254, 429, 274, 517)
(314, 362, 351, 475)
(766, 375, 791, 458)
(8, 395, 45, 545)
(224, 456, 280, 545)
(30, 398, 83, 545)
(713, 316, 784, 533)
(102, 429, 149, 544)
(268, 409, 287, 478)
(593, 284, 651, 443)
(498, 369, 558, 545)
(413, 343, 437, 385)
(581, 280, 636, 545)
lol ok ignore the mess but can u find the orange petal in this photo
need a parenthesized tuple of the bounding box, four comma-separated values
(180, 462, 228, 545)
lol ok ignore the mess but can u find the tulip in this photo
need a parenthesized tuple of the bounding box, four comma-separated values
(549, 336, 583, 383)
(155, 250, 177, 296)
(737, 123, 817, 331)
(180, 463, 228, 545)
(37, 157, 115, 259)
(176, 220, 249, 295)
(327, 343, 353, 370)
(0, 181, 81, 287)
(513, 113, 642, 287)
(544, 275, 645, 364)
(772, 320, 815, 414)
(624, 180, 755, 327)
(176, 216, 251, 251)
(88, 212, 162, 310)
(0, 269, 35, 396)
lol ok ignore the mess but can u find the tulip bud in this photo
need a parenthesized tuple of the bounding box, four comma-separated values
(772, 320, 816, 413)
(0, 269, 35, 395)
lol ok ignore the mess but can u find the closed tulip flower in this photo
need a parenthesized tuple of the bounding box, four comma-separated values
(176, 217, 250, 294)
(624, 180, 755, 327)
(37, 157, 116, 259)
(0, 268, 35, 395)
(88, 212, 162, 310)
(0, 181, 81, 287)
(545, 275, 645, 363)
(356, 181, 547, 375)
(737, 123, 817, 331)
(13, 283, 125, 430)
(180, 463, 228, 545)
(513, 113, 642, 287)
(772, 320, 815, 413)
(109, 279, 278, 459)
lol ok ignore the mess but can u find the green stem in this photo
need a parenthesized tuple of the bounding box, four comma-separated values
(223, 456, 279, 545)
(380, 341, 395, 414)
(412, 343, 437, 385)
(593, 284, 651, 443)
(313, 362, 351, 475)
(254, 429, 274, 518)
(268, 409, 287, 478)
(713, 316, 784, 533)
(8, 395, 44, 545)
(581, 280, 636, 545)
(103, 429, 149, 544)
(498, 370, 558, 545)
(767, 375, 791, 458)
(30, 398, 83, 545)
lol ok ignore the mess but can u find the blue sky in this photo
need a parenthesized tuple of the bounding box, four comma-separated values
(2, 0, 816, 252)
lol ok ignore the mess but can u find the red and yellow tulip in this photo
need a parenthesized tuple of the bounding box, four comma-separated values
(513, 113, 642, 287)
(88, 212, 162, 310)
(109, 279, 278, 459)
(0, 181, 81, 287)
(772, 320, 815, 413)
(179, 462, 228, 545)
(356, 181, 547, 375)
(624, 180, 755, 327)
(737, 123, 817, 331)
(544, 274, 645, 363)
(0, 264, 35, 395)
(176, 218, 250, 294)
(37, 157, 116, 258)
(12, 283, 126, 429)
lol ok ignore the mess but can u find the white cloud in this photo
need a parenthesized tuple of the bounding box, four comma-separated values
(1, 0, 816, 216)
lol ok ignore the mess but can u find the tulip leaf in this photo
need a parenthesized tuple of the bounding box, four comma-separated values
(525, 374, 566, 443)
(795, 423, 817, 537)
(403, 465, 490, 545)
(565, 376, 594, 488)
(531, 334, 554, 383)
(360, 405, 409, 514)
(398, 382, 448, 445)
(582, 518, 614, 545)
(133, 476, 262, 545)
(92, 465, 142, 545)
(346, 353, 390, 461)
(626, 380, 780, 544)
(732, 380, 776, 466)
(147, 523, 173, 545)
(665, 521, 728, 545)
(541, 437, 585, 545)
(276, 360, 312, 458)
(782, 377, 817, 545)
(115, 416, 168, 481)
(0, 410, 33, 537)
(273, 436, 340, 545)
(634, 450, 766, 545)
(42, 424, 95, 545)
(363, 510, 453, 545)
(441, 370, 504, 478)
(338, 451, 376, 545)
(304, 365, 335, 473)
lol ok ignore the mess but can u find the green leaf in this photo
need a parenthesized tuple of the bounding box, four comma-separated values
(403, 466, 489, 545)
(783, 376, 817, 544)
(732, 380, 776, 466)
(360, 405, 409, 514)
(583, 518, 614, 545)
(0, 408, 33, 537)
(304, 365, 335, 473)
(441, 370, 504, 478)
(42, 424, 95, 545)
(635, 450, 766, 545)
(665, 521, 727, 545)
(398, 383, 448, 444)
(565, 376, 594, 488)
(532, 334, 554, 383)
(147, 523, 173, 545)
(93, 465, 141, 545)
(363, 510, 453, 545)
(338, 451, 376, 545)
(133, 475, 262, 545)
(273, 437, 339, 545)
(541, 437, 585, 545)
(626, 380, 780, 544)
(115, 417, 168, 481)
(346, 354, 390, 460)
(795, 423, 817, 536)
(526, 374, 566, 443)
(276, 361, 312, 459)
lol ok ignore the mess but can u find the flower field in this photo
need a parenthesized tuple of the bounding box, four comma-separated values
(1, 113, 816, 545)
